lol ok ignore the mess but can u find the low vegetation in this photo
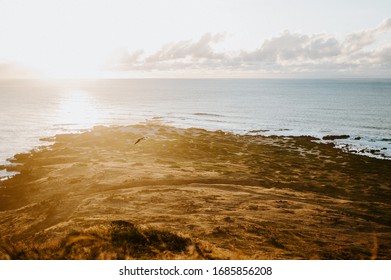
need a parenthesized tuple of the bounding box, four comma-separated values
(0, 220, 220, 260)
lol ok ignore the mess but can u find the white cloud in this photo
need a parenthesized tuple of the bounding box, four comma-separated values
(110, 33, 228, 72)
(111, 18, 391, 77)
(370, 44, 391, 64)
(3, 18, 390, 78)
(111, 49, 145, 70)
(0, 63, 37, 79)
(241, 32, 341, 64)
(342, 18, 391, 54)
(146, 33, 226, 62)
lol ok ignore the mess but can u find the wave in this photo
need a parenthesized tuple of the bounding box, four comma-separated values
(193, 113, 225, 117)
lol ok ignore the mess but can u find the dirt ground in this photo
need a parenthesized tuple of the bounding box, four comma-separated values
(0, 124, 390, 259)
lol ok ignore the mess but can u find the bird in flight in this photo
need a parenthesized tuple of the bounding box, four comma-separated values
(134, 137, 147, 145)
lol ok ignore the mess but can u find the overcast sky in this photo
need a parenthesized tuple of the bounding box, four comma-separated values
(0, 0, 390, 78)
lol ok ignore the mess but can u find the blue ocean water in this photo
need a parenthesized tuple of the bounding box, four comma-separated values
(0, 79, 390, 177)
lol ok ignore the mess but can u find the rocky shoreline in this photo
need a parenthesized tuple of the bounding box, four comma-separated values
(0, 124, 390, 259)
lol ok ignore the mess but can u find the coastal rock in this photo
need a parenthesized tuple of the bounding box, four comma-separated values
(295, 136, 320, 141)
(370, 149, 381, 155)
(1, 124, 391, 260)
(322, 135, 350, 140)
(248, 129, 269, 134)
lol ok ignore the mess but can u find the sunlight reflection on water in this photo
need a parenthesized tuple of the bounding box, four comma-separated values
(0, 78, 390, 179)
(55, 89, 104, 128)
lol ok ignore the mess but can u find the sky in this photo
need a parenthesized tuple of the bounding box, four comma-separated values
(0, 0, 390, 79)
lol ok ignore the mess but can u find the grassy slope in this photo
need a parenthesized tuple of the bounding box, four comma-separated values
(0, 124, 390, 259)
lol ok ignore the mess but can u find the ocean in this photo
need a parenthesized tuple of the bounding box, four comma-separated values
(1, 79, 390, 178)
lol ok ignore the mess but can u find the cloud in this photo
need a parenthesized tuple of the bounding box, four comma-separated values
(241, 32, 341, 64)
(0, 63, 37, 79)
(370, 45, 391, 64)
(110, 33, 227, 72)
(146, 33, 226, 62)
(342, 18, 391, 53)
(111, 49, 144, 70)
(110, 18, 391, 77)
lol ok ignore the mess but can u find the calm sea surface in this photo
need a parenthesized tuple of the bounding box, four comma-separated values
(1, 79, 390, 177)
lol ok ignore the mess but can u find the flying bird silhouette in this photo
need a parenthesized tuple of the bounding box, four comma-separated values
(134, 137, 147, 145)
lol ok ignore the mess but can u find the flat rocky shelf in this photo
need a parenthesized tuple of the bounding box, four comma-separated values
(0, 124, 390, 259)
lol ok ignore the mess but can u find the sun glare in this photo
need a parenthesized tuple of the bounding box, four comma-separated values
(1, 0, 115, 79)
(56, 89, 103, 127)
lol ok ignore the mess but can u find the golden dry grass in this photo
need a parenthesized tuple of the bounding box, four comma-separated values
(0, 124, 390, 259)
(0, 220, 224, 260)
